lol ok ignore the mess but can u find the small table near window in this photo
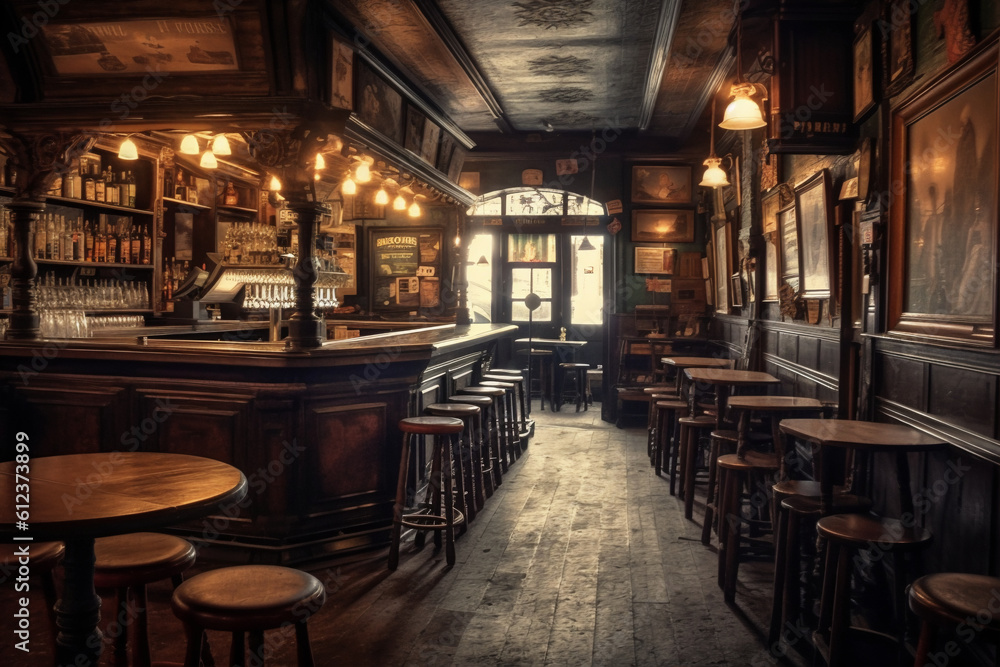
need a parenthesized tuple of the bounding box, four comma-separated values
(515, 338, 587, 410)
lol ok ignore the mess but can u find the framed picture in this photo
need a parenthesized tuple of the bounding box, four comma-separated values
(714, 223, 730, 313)
(330, 37, 353, 110)
(777, 203, 800, 293)
(794, 169, 834, 299)
(761, 187, 788, 302)
(634, 247, 677, 275)
(404, 105, 426, 155)
(888, 45, 998, 345)
(436, 133, 457, 174)
(631, 209, 695, 243)
(631, 165, 692, 204)
(447, 145, 467, 183)
(731, 274, 744, 308)
(853, 23, 875, 121)
(356, 61, 403, 143)
(369, 227, 443, 311)
(420, 120, 441, 166)
(884, 0, 914, 95)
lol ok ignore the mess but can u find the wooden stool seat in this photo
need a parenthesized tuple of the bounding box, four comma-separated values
(643, 384, 678, 395)
(448, 394, 492, 407)
(657, 399, 688, 410)
(652, 399, 688, 480)
(909, 573, 1000, 666)
(772, 479, 846, 499)
(1, 540, 64, 568)
(460, 386, 505, 397)
(717, 450, 780, 471)
(399, 415, 465, 435)
(780, 493, 872, 516)
(95, 533, 196, 586)
(450, 394, 499, 497)
(172, 565, 325, 667)
(817, 514, 931, 548)
(559, 362, 589, 369)
(424, 403, 480, 418)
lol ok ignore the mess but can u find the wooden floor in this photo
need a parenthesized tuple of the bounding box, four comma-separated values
(3, 402, 808, 666)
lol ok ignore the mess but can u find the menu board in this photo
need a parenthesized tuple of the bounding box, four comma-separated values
(370, 228, 443, 310)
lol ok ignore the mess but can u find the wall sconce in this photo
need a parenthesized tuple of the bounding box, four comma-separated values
(393, 194, 407, 211)
(408, 201, 421, 218)
(199, 150, 218, 169)
(211, 135, 232, 156)
(180, 134, 200, 155)
(719, 4, 768, 131)
(375, 186, 389, 206)
(700, 97, 731, 188)
(118, 136, 139, 160)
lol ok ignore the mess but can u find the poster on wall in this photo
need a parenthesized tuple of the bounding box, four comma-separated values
(369, 228, 443, 310)
(373, 233, 419, 276)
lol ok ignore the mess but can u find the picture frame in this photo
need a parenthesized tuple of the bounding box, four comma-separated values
(420, 120, 441, 166)
(330, 37, 353, 110)
(888, 43, 998, 345)
(630, 165, 692, 204)
(714, 222, 730, 313)
(369, 227, 444, 311)
(761, 187, 788, 302)
(853, 23, 876, 121)
(404, 105, 426, 156)
(794, 169, 834, 299)
(883, 0, 915, 96)
(355, 60, 403, 144)
(634, 247, 677, 275)
(777, 203, 800, 293)
(631, 209, 695, 243)
(731, 273, 744, 308)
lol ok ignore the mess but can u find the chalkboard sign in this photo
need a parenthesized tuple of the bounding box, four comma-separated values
(369, 227, 444, 310)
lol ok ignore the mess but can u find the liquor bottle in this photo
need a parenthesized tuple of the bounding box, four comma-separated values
(130, 224, 141, 265)
(46, 213, 55, 260)
(71, 220, 81, 262)
(127, 171, 136, 208)
(119, 172, 129, 208)
(96, 220, 107, 263)
(60, 216, 71, 260)
(84, 221, 94, 262)
(224, 181, 238, 206)
(95, 168, 106, 203)
(104, 169, 117, 205)
(83, 167, 96, 202)
(34, 213, 46, 259)
(141, 225, 151, 265)
(120, 225, 130, 264)
(107, 222, 118, 264)
(63, 170, 80, 199)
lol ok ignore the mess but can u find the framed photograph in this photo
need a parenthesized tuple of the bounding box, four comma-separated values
(330, 37, 353, 110)
(631, 209, 695, 243)
(356, 61, 403, 144)
(731, 274, 744, 308)
(888, 45, 998, 345)
(884, 0, 915, 95)
(853, 23, 875, 121)
(714, 223, 730, 313)
(634, 247, 677, 275)
(794, 169, 834, 299)
(761, 187, 788, 302)
(404, 105, 426, 155)
(777, 203, 800, 293)
(631, 165, 692, 204)
(420, 121, 441, 166)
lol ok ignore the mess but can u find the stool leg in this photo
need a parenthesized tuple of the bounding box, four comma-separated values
(677, 423, 689, 499)
(913, 621, 934, 667)
(769, 504, 789, 647)
(389, 432, 412, 571)
(248, 630, 264, 666)
(683, 427, 698, 521)
(230, 629, 245, 667)
(444, 433, 457, 566)
(488, 402, 504, 487)
(113, 587, 129, 667)
(451, 427, 469, 533)
(828, 544, 852, 667)
(783, 510, 804, 638)
(470, 414, 486, 509)
(428, 435, 444, 551)
(134, 584, 151, 667)
(723, 471, 744, 603)
(701, 439, 721, 546)
(576, 369, 583, 412)
(182, 625, 204, 667)
(296, 622, 316, 667)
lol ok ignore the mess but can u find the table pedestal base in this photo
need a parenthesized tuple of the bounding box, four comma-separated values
(55, 538, 103, 667)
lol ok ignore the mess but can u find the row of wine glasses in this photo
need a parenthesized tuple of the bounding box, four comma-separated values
(40, 310, 90, 338)
(37, 273, 149, 310)
(89, 315, 145, 330)
(242, 284, 339, 310)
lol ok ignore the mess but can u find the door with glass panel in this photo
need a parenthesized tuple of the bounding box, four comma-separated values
(505, 232, 560, 340)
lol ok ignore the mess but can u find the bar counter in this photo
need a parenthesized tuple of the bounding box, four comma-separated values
(0, 323, 517, 563)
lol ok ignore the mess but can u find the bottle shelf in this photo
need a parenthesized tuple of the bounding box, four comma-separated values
(217, 204, 259, 215)
(33, 259, 155, 270)
(45, 195, 153, 216)
(163, 197, 211, 211)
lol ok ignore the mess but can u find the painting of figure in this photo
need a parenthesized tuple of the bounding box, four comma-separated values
(631, 166, 691, 204)
(356, 62, 403, 144)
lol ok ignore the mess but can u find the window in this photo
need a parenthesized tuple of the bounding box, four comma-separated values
(466, 234, 493, 323)
(571, 235, 603, 325)
(469, 188, 606, 217)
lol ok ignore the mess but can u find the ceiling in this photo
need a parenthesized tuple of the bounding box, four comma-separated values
(328, 0, 735, 144)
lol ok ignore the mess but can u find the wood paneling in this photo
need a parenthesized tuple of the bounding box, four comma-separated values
(136, 389, 252, 468)
(13, 382, 127, 457)
(307, 402, 387, 500)
(928, 366, 996, 439)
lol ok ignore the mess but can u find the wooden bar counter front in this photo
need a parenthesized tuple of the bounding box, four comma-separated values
(0, 323, 515, 564)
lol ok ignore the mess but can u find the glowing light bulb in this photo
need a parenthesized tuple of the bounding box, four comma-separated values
(179, 134, 200, 155)
(408, 201, 421, 218)
(393, 195, 407, 211)
(211, 135, 232, 156)
(342, 177, 357, 195)
(355, 161, 371, 183)
(118, 137, 138, 160)
(269, 176, 282, 191)
(375, 187, 389, 205)
(200, 150, 218, 169)
(315, 153, 326, 170)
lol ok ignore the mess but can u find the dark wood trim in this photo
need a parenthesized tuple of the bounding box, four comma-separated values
(762, 352, 838, 392)
(877, 398, 999, 466)
(757, 317, 842, 343)
(410, 0, 513, 134)
(638, 0, 684, 131)
(870, 334, 1000, 367)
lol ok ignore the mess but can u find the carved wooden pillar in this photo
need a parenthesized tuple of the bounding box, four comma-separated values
(286, 199, 328, 348)
(454, 213, 471, 326)
(7, 201, 44, 339)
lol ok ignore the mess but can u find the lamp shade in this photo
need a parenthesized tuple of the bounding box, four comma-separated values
(355, 161, 372, 183)
(211, 135, 232, 156)
(269, 175, 282, 191)
(118, 138, 139, 160)
(408, 201, 421, 218)
(699, 156, 730, 188)
(578, 236, 596, 251)
(342, 177, 357, 195)
(200, 150, 218, 169)
(179, 134, 200, 155)
(393, 194, 407, 210)
(315, 152, 326, 170)
(375, 187, 389, 206)
(719, 83, 766, 130)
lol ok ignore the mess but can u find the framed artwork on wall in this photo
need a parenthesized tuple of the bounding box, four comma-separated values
(853, 23, 875, 121)
(630, 165, 692, 204)
(883, 0, 915, 95)
(634, 247, 677, 275)
(330, 37, 353, 110)
(777, 203, 800, 293)
(888, 43, 998, 345)
(794, 169, 834, 299)
(631, 209, 695, 243)
(355, 61, 403, 144)
(714, 222, 730, 313)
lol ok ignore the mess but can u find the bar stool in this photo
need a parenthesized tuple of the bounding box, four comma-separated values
(480, 379, 521, 463)
(527, 349, 554, 410)
(483, 371, 530, 446)
(425, 402, 480, 524)
(815, 513, 932, 667)
(458, 386, 509, 481)
(678, 414, 718, 519)
(700, 429, 741, 546)
(908, 573, 1000, 667)
(557, 362, 590, 412)
(171, 565, 326, 667)
(94, 532, 197, 667)
(449, 394, 498, 498)
(652, 398, 688, 479)
(389, 416, 466, 570)
(643, 385, 680, 457)
(484, 369, 531, 430)
(1, 541, 63, 642)
(769, 492, 872, 649)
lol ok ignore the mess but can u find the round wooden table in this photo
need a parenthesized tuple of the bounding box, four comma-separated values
(684, 368, 781, 428)
(0, 452, 248, 667)
(777, 419, 947, 516)
(661, 356, 733, 393)
(727, 396, 824, 459)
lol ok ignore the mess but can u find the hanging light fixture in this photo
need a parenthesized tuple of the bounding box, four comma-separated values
(355, 160, 372, 183)
(393, 194, 407, 211)
(476, 255, 489, 265)
(375, 186, 389, 206)
(211, 134, 232, 156)
(719, 7, 768, 131)
(200, 150, 218, 169)
(578, 237, 596, 251)
(700, 97, 731, 188)
(268, 175, 282, 191)
(342, 177, 357, 195)
(408, 201, 421, 218)
(577, 133, 599, 253)
(180, 134, 200, 155)
(315, 153, 326, 170)
(118, 136, 139, 160)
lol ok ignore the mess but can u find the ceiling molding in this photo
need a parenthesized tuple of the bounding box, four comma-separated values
(355, 49, 476, 151)
(411, 0, 514, 134)
(638, 0, 684, 131)
(678, 47, 736, 144)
